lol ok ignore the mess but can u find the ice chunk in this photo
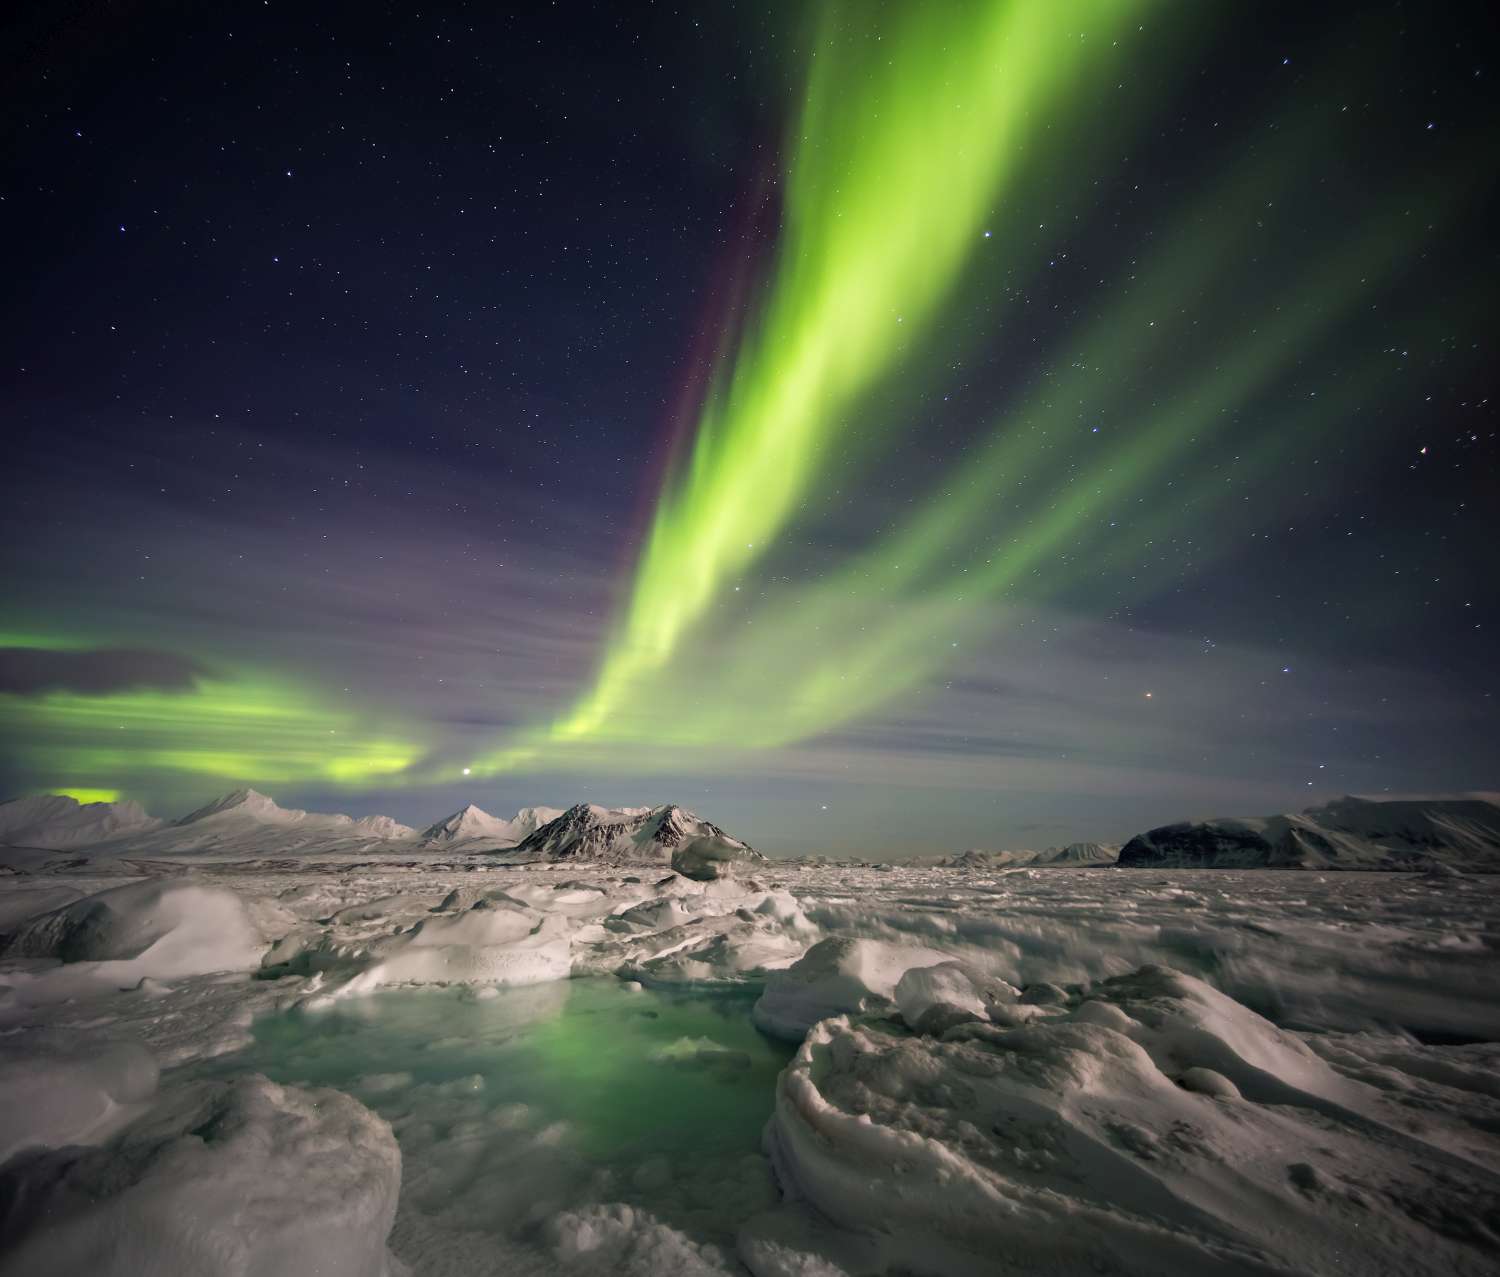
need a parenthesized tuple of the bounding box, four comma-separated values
(0, 878, 265, 986)
(0, 1074, 401, 1277)
(893, 959, 1019, 1028)
(545, 1202, 735, 1276)
(0, 1032, 158, 1162)
(672, 833, 760, 882)
(753, 938, 949, 1040)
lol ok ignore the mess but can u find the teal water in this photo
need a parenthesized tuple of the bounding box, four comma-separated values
(210, 978, 796, 1260)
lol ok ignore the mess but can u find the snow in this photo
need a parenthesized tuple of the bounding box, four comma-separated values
(1, 814, 1497, 1275)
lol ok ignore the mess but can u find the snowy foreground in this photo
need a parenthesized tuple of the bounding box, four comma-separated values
(1, 854, 1498, 1276)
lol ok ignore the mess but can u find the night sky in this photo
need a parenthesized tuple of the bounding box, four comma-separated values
(3, 1, 1497, 855)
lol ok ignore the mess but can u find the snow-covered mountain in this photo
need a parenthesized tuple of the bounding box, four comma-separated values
(0, 794, 162, 850)
(418, 803, 564, 848)
(939, 842, 1119, 869)
(504, 802, 758, 865)
(29, 788, 418, 859)
(1118, 795, 1500, 872)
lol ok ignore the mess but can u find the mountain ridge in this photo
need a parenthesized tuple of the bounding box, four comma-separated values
(1118, 795, 1500, 871)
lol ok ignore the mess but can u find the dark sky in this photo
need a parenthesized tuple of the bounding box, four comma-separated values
(2, 1, 1497, 854)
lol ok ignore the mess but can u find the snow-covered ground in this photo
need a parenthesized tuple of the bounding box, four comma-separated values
(2, 850, 1497, 1275)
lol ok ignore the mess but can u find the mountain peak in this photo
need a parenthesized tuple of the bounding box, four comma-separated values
(177, 788, 290, 824)
(508, 800, 754, 864)
(419, 802, 507, 843)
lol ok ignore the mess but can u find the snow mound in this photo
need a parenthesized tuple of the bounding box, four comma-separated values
(0, 1074, 401, 1277)
(546, 1202, 735, 1276)
(319, 902, 573, 999)
(0, 794, 160, 849)
(753, 938, 949, 1040)
(765, 963, 1500, 1276)
(892, 960, 1020, 1033)
(1119, 795, 1500, 871)
(0, 1032, 158, 1163)
(0, 878, 266, 980)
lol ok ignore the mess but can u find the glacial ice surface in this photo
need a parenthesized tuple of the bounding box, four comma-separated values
(0, 858, 1497, 1275)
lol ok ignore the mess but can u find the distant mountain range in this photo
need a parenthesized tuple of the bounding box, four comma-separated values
(0, 793, 163, 850)
(0, 788, 757, 867)
(2, 789, 1497, 871)
(936, 842, 1120, 869)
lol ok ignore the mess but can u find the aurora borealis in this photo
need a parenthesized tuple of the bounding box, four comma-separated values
(2, 1, 1496, 852)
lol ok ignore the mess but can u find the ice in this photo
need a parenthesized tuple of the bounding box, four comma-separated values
(0, 1031, 158, 1162)
(672, 832, 763, 881)
(0, 878, 266, 1001)
(1, 844, 1496, 1275)
(765, 966, 1500, 1276)
(545, 1204, 735, 1275)
(0, 1073, 401, 1277)
(211, 980, 790, 1274)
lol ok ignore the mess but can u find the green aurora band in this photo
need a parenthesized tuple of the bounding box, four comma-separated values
(0, 636, 420, 796)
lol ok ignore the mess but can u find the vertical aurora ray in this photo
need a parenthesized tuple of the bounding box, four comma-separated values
(462, 23, 1468, 773)
(472, 0, 1160, 774)
(463, 76, 1473, 772)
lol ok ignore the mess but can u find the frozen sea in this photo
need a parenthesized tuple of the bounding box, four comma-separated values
(1, 857, 1497, 1275)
